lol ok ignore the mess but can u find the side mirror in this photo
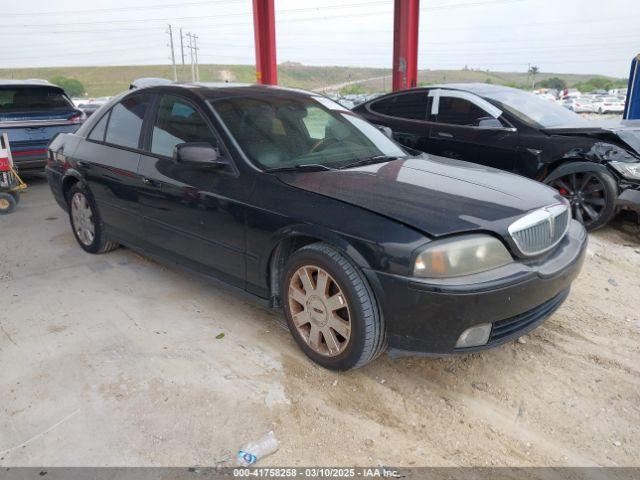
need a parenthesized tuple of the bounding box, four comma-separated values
(173, 142, 229, 169)
(376, 125, 393, 139)
(476, 117, 504, 129)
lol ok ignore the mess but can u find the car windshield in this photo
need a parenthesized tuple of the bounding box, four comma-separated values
(482, 88, 590, 128)
(0, 87, 73, 113)
(209, 94, 407, 170)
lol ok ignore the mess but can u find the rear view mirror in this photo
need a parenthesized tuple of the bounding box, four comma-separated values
(173, 142, 229, 169)
(376, 125, 393, 139)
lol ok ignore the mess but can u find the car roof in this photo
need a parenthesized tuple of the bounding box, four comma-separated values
(428, 83, 522, 96)
(0, 78, 61, 88)
(135, 82, 322, 100)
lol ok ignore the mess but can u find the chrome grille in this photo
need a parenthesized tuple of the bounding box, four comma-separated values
(508, 204, 570, 256)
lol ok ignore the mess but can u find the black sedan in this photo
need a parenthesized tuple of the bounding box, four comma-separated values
(353, 83, 640, 230)
(46, 83, 587, 370)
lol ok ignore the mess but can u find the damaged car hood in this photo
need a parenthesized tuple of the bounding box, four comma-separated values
(543, 119, 640, 156)
(277, 155, 566, 237)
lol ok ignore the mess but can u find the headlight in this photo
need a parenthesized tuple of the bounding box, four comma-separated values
(413, 234, 512, 278)
(610, 161, 640, 181)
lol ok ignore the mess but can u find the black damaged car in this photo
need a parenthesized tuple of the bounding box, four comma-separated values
(46, 84, 587, 370)
(353, 83, 640, 230)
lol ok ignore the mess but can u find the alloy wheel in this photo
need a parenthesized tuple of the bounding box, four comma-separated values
(551, 172, 607, 227)
(288, 265, 351, 357)
(71, 192, 96, 246)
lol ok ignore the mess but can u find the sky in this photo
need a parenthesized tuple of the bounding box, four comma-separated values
(1, 0, 638, 77)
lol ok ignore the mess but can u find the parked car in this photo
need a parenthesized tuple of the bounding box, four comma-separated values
(0, 80, 85, 172)
(562, 97, 595, 113)
(129, 77, 172, 89)
(76, 97, 111, 118)
(353, 83, 640, 230)
(46, 84, 587, 370)
(592, 96, 625, 114)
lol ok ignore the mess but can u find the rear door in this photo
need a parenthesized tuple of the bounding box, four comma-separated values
(73, 93, 152, 241)
(136, 93, 247, 288)
(430, 89, 518, 170)
(365, 90, 432, 151)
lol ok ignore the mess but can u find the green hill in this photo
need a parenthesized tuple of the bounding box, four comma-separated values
(0, 62, 626, 97)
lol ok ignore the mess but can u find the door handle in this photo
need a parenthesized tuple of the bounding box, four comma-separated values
(436, 132, 454, 138)
(142, 177, 159, 187)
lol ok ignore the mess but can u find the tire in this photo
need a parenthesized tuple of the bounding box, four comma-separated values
(9, 190, 20, 205)
(598, 107, 603, 114)
(547, 167, 618, 230)
(281, 242, 385, 371)
(67, 183, 119, 254)
(0, 192, 17, 215)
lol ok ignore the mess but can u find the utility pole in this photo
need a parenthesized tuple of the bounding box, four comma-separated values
(167, 24, 177, 82)
(193, 34, 200, 82)
(180, 28, 185, 65)
(187, 32, 195, 82)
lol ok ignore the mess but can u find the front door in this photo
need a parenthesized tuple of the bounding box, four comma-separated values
(429, 90, 518, 171)
(136, 94, 247, 288)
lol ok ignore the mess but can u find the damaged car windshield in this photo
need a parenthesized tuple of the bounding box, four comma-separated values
(209, 94, 407, 170)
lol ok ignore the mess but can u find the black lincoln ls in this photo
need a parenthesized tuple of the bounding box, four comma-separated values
(45, 83, 587, 370)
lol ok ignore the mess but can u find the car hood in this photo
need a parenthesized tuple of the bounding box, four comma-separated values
(277, 155, 566, 237)
(543, 119, 640, 156)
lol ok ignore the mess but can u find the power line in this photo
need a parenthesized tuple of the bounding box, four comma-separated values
(2, 0, 526, 29)
(1, 0, 246, 17)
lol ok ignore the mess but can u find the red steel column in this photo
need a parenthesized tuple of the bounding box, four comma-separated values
(252, 0, 277, 85)
(392, 0, 420, 91)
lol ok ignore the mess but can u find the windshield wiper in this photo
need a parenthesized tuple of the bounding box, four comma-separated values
(264, 164, 335, 173)
(339, 155, 402, 170)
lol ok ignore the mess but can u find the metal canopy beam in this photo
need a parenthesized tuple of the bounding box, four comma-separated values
(392, 0, 420, 91)
(252, 0, 277, 85)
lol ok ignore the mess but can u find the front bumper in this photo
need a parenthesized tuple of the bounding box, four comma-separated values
(617, 185, 640, 213)
(364, 220, 588, 357)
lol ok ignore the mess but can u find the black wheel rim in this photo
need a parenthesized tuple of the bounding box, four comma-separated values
(551, 172, 607, 227)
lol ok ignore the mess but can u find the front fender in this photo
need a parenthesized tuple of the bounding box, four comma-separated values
(260, 223, 375, 275)
(545, 160, 612, 183)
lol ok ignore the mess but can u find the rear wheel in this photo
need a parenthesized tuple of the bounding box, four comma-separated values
(282, 242, 385, 370)
(67, 184, 119, 254)
(548, 169, 617, 230)
(0, 192, 17, 215)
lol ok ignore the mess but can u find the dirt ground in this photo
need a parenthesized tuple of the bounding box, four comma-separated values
(1, 176, 639, 467)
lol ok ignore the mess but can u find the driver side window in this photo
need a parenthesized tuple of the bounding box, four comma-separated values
(151, 95, 216, 157)
(436, 96, 490, 126)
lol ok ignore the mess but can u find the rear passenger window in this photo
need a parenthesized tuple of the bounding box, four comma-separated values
(151, 95, 216, 157)
(436, 96, 488, 126)
(370, 92, 431, 120)
(105, 95, 150, 149)
(88, 112, 109, 142)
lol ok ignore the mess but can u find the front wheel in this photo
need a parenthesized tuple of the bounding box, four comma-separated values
(281, 243, 385, 370)
(547, 168, 618, 230)
(67, 184, 119, 254)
